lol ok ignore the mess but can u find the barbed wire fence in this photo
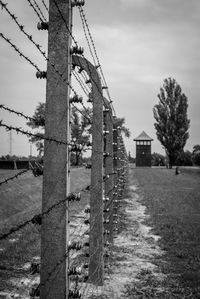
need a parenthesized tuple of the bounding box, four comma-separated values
(0, 0, 129, 298)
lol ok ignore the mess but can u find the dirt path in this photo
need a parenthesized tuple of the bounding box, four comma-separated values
(80, 165, 166, 298)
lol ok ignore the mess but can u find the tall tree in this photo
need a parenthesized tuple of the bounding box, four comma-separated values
(153, 77, 190, 167)
(114, 117, 131, 138)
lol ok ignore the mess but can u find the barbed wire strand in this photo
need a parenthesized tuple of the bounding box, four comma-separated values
(42, 0, 49, 13)
(32, 0, 47, 21)
(25, 0, 44, 22)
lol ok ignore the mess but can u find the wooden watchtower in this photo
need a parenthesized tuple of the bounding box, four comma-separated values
(134, 131, 153, 167)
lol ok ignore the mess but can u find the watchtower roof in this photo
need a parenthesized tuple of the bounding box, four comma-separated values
(134, 131, 153, 141)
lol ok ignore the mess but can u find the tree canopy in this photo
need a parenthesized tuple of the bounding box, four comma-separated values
(153, 77, 190, 167)
(27, 102, 130, 164)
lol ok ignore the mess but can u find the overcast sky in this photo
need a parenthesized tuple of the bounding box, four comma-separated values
(0, 0, 199, 157)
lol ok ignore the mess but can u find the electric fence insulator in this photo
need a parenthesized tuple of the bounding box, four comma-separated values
(84, 242, 89, 247)
(30, 258, 40, 275)
(103, 219, 109, 224)
(95, 64, 100, 69)
(112, 129, 117, 132)
(85, 252, 89, 257)
(104, 230, 110, 235)
(85, 79, 91, 84)
(104, 252, 110, 258)
(103, 174, 110, 180)
(103, 208, 109, 213)
(113, 192, 118, 196)
(70, 144, 82, 152)
(104, 241, 110, 247)
(70, 95, 83, 104)
(84, 206, 90, 214)
(68, 241, 82, 251)
(86, 141, 92, 147)
(113, 214, 118, 217)
(102, 86, 108, 90)
(103, 130, 109, 135)
(103, 108, 109, 113)
(84, 219, 90, 225)
(103, 197, 109, 202)
(31, 214, 42, 225)
(37, 21, 49, 30)
(32, 165, 43, 177)
(83, 263, 89, 268)
(111, 171, 117, 175)
(36, 71, 47, 79)
(114, 228, 118, 232)
(72, 0, 85, 7)
(68, 267, 82, 276)
(29, 284, 40, 298)
(69, 289, 82, 299)
(103, 152, 110, 158)
(114, 200, 119, 203)
(113, 142, 117, 146)
(70, 45, 84, 55)
(83, 275, 88, 282)
(113, 221, 118, 224)
(67, 192, 81, 202)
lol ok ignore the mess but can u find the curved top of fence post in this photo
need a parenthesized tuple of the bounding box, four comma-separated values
(72, 55, 102, 92)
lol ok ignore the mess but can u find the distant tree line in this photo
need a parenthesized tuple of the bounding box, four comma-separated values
(151, 145, 200, 167)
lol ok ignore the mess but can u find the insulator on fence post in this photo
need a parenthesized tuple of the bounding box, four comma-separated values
(70, 95, 83, 104)
(31, 214, 42, 225)
(29, 284, 40, 298)
(72, 0, 85, 7)
(68, 241, 82, 251)
(84, 219, 90, 225)
(84, 206, 90, 213)
(37, 22, 49, 30)
(103, 130, 109, 135)
(70, 45, 84, 55)
(104, 230, 110, 235)
(103, 152, 110, 158)
(103, 196, 109, 202)
(30, 258, 40, 275)
(69, 289, 82, 299)
(68, 266, 82, 276)
(103, 174, 110, 180)
(103, 219, 109, 224)
(36, 71, 47, 79)
(85, 79, 91, 84)
(67, 192, 81, 202)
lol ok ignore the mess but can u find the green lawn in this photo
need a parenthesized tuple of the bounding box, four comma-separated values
(0, 167, 90, 292)
(131, 166, 200, 298)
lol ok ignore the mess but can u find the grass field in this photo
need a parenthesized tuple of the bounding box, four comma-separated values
(1, 166, 200, 298)
(0, 167, 91, 293)
(125, 166, 200, 298)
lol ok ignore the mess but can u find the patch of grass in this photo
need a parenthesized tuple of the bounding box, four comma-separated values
(0, 167, 91, 292)
(132, 167, 200, 298)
